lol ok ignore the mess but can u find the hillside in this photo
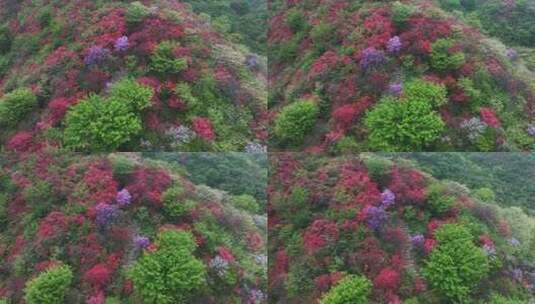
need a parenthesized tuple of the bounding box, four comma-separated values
(0, 152, 267, 303)
(0, 0, 267, 152)
(391, 152, 535, 214)
(268, 153, 535, 303)
(268, 0, 535, 152)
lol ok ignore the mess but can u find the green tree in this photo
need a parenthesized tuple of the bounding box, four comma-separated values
(162, 185, 195, 218)
(129, 230, 206, 304)
(0, 88, 37, 128)
(125, 1, 150, 25)
(150, 41, 188, 75)
(404, 79, 448, 108)
(364, 97, 445, 151)
(430, 39, 466, 72)
(24, 265, 73, 304)
(274, 100, 319, 145)
(63, 95, 142, 151)
(109, 78, 154, 112)
(424, 224, 489, 302)
(320, 274, 371, 304)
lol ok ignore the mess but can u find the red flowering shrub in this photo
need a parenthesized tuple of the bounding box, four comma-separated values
(303, 219, 339, 253)
(246, 232, 264, 252)
(83, 162, 118, 205)
(36, 211, 68, 243)
(217, 246, 236, 263)
(310, 50, 338, 78)
(84, 264, 111, 288)
(126, 167, 172, 206)
(192, 117, 215, 141)
(480, 107, 501, 128)
(6, 132, 33, 152)
(388, 167, 427, 204)
(374, 268, 401, 291)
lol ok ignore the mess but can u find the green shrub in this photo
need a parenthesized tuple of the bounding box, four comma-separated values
(404, 79, 448, 108)
(125, 1, 150, 25)
(232, 194, 259, 213)
(364, 97, 445, 151)
(438, 0, 462, 11)
(274, 100, 319, 145)
(0, 193, 7, 229)
(0, 88, 37, 128)
(162, 185, 195, 217)
(0, 55, 10, 76)
(392, 1, 414, 27)
(275, 39, 299, 62)
(24, 265, 73, 304)
(473, 187, 496, 202)
(310, 22, 334, 51)
(174, 82, 198, 112)
(109, 78, 154, 112)
(430, 39, 466, 72)
(150, 41, 188, 75)
(129, 230, 206, 304)
(320, 274, 371, 304)
(426, 183, 456, 215)
(63, 95, 142, 151)
(287, 9, 307, 32)
(424, 224, 489, 302)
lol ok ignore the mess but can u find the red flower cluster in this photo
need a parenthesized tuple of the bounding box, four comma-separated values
(6, 132, 33, 152)
(127, 167, 172, 206)
(192, 117, 215, 141)
(388, 167, 427, 204)
(83, 162, 118, 205)
(374, 268, 401, 291)
(480, 107, 501, 128)
(84, 263, 111, 288)
(303, 219, 339, 253)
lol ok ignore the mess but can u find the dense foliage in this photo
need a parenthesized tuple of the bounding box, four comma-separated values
(0, 152, 267, 303)
(0, 0, 267, 152)
(268, 0, 535, 152)
(268, 153, 535, 303)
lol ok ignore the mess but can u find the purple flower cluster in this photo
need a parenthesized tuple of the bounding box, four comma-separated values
(360, 47, 385, 70)
(366, 206, 388, 230)
(380, 189, 395, 208)
(527, 124, 535, 136)
(134, 235, 150, 249)
(114, 36, 129, 52)
(512, 268, 523, 281)
(84, 46, 110, 67)
(248, 288, 266, 304)
(411, 234, 425, 248)
(246, 54, 261, 71)
(506, 48, 519, 61)
(509, 237, 521, 247)
(388, 83, 403, 96)
(95, 203, 118, 227)
(387, 36, 402, 54)
(116, 189, 132, 206)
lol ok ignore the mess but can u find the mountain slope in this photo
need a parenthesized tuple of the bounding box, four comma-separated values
(268, 153, 535, 303)
(0, 152, 267, 303)
(268, 0, 535, 152)
(0, 0, 267, 152)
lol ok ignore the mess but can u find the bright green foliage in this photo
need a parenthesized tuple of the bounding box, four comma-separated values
(232, 194, 259, 213)
(109, 78, 154, 112)
(24, 265, 73, 304)
(174, 82, 198, 112)
(310, 22, 334, 51)
(275, 39, 299, 63)
(320, 274, 371, 304)
(125, 1, 150, 25)
(150, 41, 188, 75)
(274, 100, 319, 145)
(364, 98, 445, 151)
(162, 186, 195, 217)
(473, 187, 496, 202)
(0, 88, 37, 128)
(426, 183, 456, 215)
(430, 39, 466, 72)
(0, 193, 8, 229)
(63, 95, 142, 151)
(424, 224, 489, 302)
(392, 1, 414, 27)
(404, 79, 448, 108)
(438, 0, 462, 11)
(129, 230, 206, 304)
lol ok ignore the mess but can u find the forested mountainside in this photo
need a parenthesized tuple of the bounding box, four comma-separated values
(0, 152, 267, 303)
(0, 0, 267, 152)
(269, 153, 535, 303)
(268, 0, 535, 152)
(393, 153, 535, 215)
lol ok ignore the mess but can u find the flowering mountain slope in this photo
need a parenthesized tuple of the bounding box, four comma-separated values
(0, 0, 267, 152)
(268, 0, 535, 152)
(0, 152, 267, 303)
(268, 153, 535, 303)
